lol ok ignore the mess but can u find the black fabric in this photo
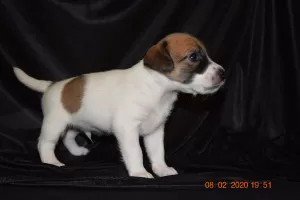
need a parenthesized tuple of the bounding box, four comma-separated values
(1, 0, 300, 197)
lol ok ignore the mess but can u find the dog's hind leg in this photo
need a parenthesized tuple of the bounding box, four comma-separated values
(63, 129, 90, 156)
(38, 113, 69, 167)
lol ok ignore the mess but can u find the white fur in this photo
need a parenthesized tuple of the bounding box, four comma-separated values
(12, 59, 224, 178)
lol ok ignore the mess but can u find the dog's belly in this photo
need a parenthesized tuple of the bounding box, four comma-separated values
(71, 108, 113, 134)
(72, 102, 174, 136)
(71, 120, 106, 133)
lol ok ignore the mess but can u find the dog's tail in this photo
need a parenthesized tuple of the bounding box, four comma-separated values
(13, 67, 53, 93)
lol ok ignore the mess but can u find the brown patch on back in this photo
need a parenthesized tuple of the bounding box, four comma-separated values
(144, 33, 207, 83)
(61, 75, 86, 113)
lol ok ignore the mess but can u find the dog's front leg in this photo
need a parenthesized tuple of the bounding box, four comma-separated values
(115, 126, 153, 178)
(144, 125, 178, 177)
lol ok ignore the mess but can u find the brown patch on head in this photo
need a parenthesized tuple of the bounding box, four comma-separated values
(61, 75, 86, 113)
(144, 33, 209, 83)
(163, 33, 206, 60)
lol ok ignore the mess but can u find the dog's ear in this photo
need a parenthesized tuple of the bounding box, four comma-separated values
(143, 40, 174, 73)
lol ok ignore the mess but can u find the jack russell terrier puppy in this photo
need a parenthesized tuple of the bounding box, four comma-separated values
(13, 33, 225, 178)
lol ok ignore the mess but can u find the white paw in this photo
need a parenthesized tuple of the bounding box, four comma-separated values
(53, 161, 65, 167)
(43, 159, 65, 167)
(153, 165, 178, 177)
(69, 146, 90, 156)
(130, 171, 154, 178)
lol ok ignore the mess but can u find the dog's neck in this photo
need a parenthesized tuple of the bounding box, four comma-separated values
(134, 60, 196, 95)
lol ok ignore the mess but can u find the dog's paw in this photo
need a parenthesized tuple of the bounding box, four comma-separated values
(153, 165, 178, 177)
(43, 159, 65, 167)
(69, 146, 90, 156)
(130, 171, 154, 178)
(53, 161, 65, 167)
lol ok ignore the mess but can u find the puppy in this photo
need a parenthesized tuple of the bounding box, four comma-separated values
(13, 33, 225, 178)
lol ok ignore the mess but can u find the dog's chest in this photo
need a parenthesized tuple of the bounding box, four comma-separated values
(140, 93, 177, 135)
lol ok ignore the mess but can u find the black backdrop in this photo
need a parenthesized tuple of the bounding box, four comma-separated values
(1, 0, 300, 198)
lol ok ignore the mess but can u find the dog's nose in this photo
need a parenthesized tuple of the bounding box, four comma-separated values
(217, 68, 226, 80)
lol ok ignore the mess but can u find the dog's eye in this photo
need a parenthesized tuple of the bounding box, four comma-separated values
(188, 52, 202, 62)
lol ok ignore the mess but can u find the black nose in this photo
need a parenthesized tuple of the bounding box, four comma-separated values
(218, 68, 226, 80)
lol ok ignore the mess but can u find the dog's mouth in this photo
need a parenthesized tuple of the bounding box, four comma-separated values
(188, 81, 225, 95)
(205, 80, 226, 90)
(198, 80, 226, 94)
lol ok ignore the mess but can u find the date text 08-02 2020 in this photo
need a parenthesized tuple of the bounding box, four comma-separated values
(204, 181, 272, 189)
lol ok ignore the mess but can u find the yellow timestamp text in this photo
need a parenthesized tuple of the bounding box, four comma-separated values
(204, 181, 272, 189)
